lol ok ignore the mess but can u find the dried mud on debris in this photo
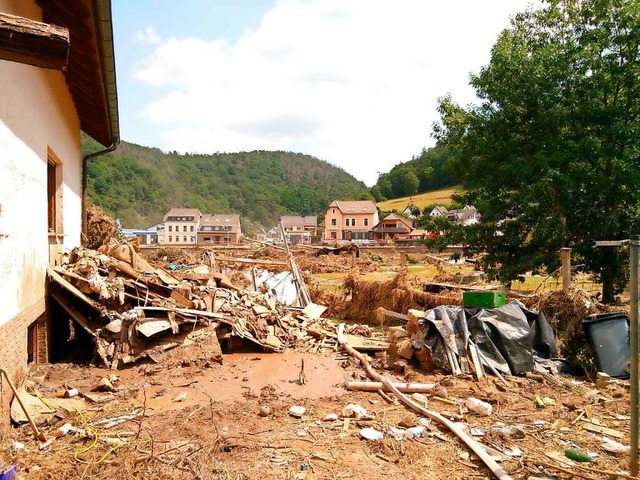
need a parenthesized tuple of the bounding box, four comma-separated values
(1, 242, 634, 480)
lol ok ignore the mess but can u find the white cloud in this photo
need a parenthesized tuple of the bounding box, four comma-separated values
(134, 26, 161, 45)
(133, 0, 536, 186)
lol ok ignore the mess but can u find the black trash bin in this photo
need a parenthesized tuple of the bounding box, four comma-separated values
(582, 312, 630, 379)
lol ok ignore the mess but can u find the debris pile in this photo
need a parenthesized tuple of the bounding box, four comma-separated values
(48, 243, 337, 369)
(382, 301, 559, 379)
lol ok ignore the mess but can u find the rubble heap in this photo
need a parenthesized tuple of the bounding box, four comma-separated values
(48, 243, 336, 369)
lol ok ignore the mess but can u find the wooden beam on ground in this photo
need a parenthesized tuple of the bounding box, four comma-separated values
(0, 12, 69, 69)
(336, 323, 513, 480)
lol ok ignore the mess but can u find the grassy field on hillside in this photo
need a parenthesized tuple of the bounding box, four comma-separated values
(377, 185, 465, 212)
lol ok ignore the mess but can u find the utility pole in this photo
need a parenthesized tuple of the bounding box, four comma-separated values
(595, 236, 639, 475)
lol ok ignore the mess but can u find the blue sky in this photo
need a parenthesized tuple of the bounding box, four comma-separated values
(112, 0, 535, 186)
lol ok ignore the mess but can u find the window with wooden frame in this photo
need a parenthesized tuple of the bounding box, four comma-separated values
(47, 148, 63, 235)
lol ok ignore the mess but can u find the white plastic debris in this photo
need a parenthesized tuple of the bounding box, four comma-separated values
(323, 413, 338, 422)
(172, 392, 188, 402)
(359, 427, 383, 441)
(289, 405, 306, 418)
(297, 430, 308, 437)
(407, 426, 425, 438)
(57, 423, 73, 436)
(341, 403, 367, 419)
(465, 397, 492, 416)
(418, 417, 431, 428)
(505, 447, 522, 457)
(388, 427, 407, 440)
(601, 436, 630, 454)
(12, 441, 24, 450)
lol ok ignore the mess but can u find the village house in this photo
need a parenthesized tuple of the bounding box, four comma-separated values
(158, 208, 202, 245)
(280, 215, 318, 245)
(430, 205, 481, 226)
(447, 205, 480, 226)
(197, 214, 242, 246)
(324, 200, 378, 242)
(371, 213, 413, 242)
(0, 0, 119, 414)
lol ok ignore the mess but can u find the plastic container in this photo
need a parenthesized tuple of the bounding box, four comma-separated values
(463, 291, 505, 308)
(465, 397, 492, 416)
(582, 312, 630, 379)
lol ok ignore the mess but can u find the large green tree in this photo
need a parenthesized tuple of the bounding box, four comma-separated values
(434, 0, 640, 302)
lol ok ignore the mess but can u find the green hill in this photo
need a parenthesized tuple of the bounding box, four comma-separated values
(82, 135, 369, 229)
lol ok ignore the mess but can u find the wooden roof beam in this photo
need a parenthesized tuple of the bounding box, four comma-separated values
(0, 12, 69, 70)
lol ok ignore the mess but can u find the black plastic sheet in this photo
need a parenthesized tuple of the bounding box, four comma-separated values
(419, 300, 556, 375)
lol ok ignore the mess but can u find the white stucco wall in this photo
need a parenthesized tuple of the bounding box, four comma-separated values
(0, 0, 82, 327)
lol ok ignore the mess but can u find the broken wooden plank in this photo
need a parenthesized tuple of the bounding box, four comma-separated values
(580, 420, 623, 439)
(345, 381, 438, 393)
(301, 303, 327, 320)
(48, 266, 96, 309)
(136, 319, 174, 338)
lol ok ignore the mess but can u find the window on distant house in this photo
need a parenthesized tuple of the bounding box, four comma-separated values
(332, 208, 335, 214)
(364, 218, 369, 227)
(190, 226, 194, 232)
(345, 219, 349, 227)
(168, 225, 172, 232)
(183, 225, 187, 232)
(331, 218, 336, 226)
(331, 232, 337, 239)
(183, 236, 187, 242)
(169, 236, 173, 242)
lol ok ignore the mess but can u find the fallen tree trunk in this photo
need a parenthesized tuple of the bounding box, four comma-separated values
(336, 323, 513, 480)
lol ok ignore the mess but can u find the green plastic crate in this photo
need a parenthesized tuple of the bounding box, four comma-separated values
(463, 291, 505, 308)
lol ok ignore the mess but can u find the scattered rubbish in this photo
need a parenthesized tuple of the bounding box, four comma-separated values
(504, 447, 522, 457)
(534, 396, 546, 408)
(322, 413, 338, 422)
(172, 392, 188, 402)
(259, 405, 271, 417)
(492, 426, 525, 439)
(300, 463, 309, 471)
(601, 436, 629, 454)
(406, 426, 425, 438)
(341, 403, 367, 419)
(465, 397, 492, 416)
(542, 397, 556, 406)
(56, 387, 78, 398)
(92, 377, 117, 392)
(289, 405, 306, 418)
(564, 449, 593, 462)
(0, 465, 17, 480)
(359, 427, 383, 441)
(296, 430, 307, 437)
(11, 442, 24, 450)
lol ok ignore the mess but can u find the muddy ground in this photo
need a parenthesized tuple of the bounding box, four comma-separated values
(1, 246, 631, 480)
(1, 337, 632, 480)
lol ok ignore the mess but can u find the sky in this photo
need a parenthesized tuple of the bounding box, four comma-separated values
(113, 0, 536, 186)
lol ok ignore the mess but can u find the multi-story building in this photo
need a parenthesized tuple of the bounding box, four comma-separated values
(197, 214, 242, 245)
(280, 215, 317, 244)
(158, 208, 202, 245)
(324, 200, 379, 242)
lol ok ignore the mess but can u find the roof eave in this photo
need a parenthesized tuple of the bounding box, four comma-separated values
(89, 0, 119, 146)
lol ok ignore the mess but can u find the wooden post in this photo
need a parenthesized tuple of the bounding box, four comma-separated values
(351, 250, 356, 268)
(0, 13, 69, 70)
(401, 252, 406, 267)
(560, 248, 572, 292)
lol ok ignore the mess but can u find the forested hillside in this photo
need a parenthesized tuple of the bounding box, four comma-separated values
(371, 145, 461, 201)
(82, 135, 369, 229)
